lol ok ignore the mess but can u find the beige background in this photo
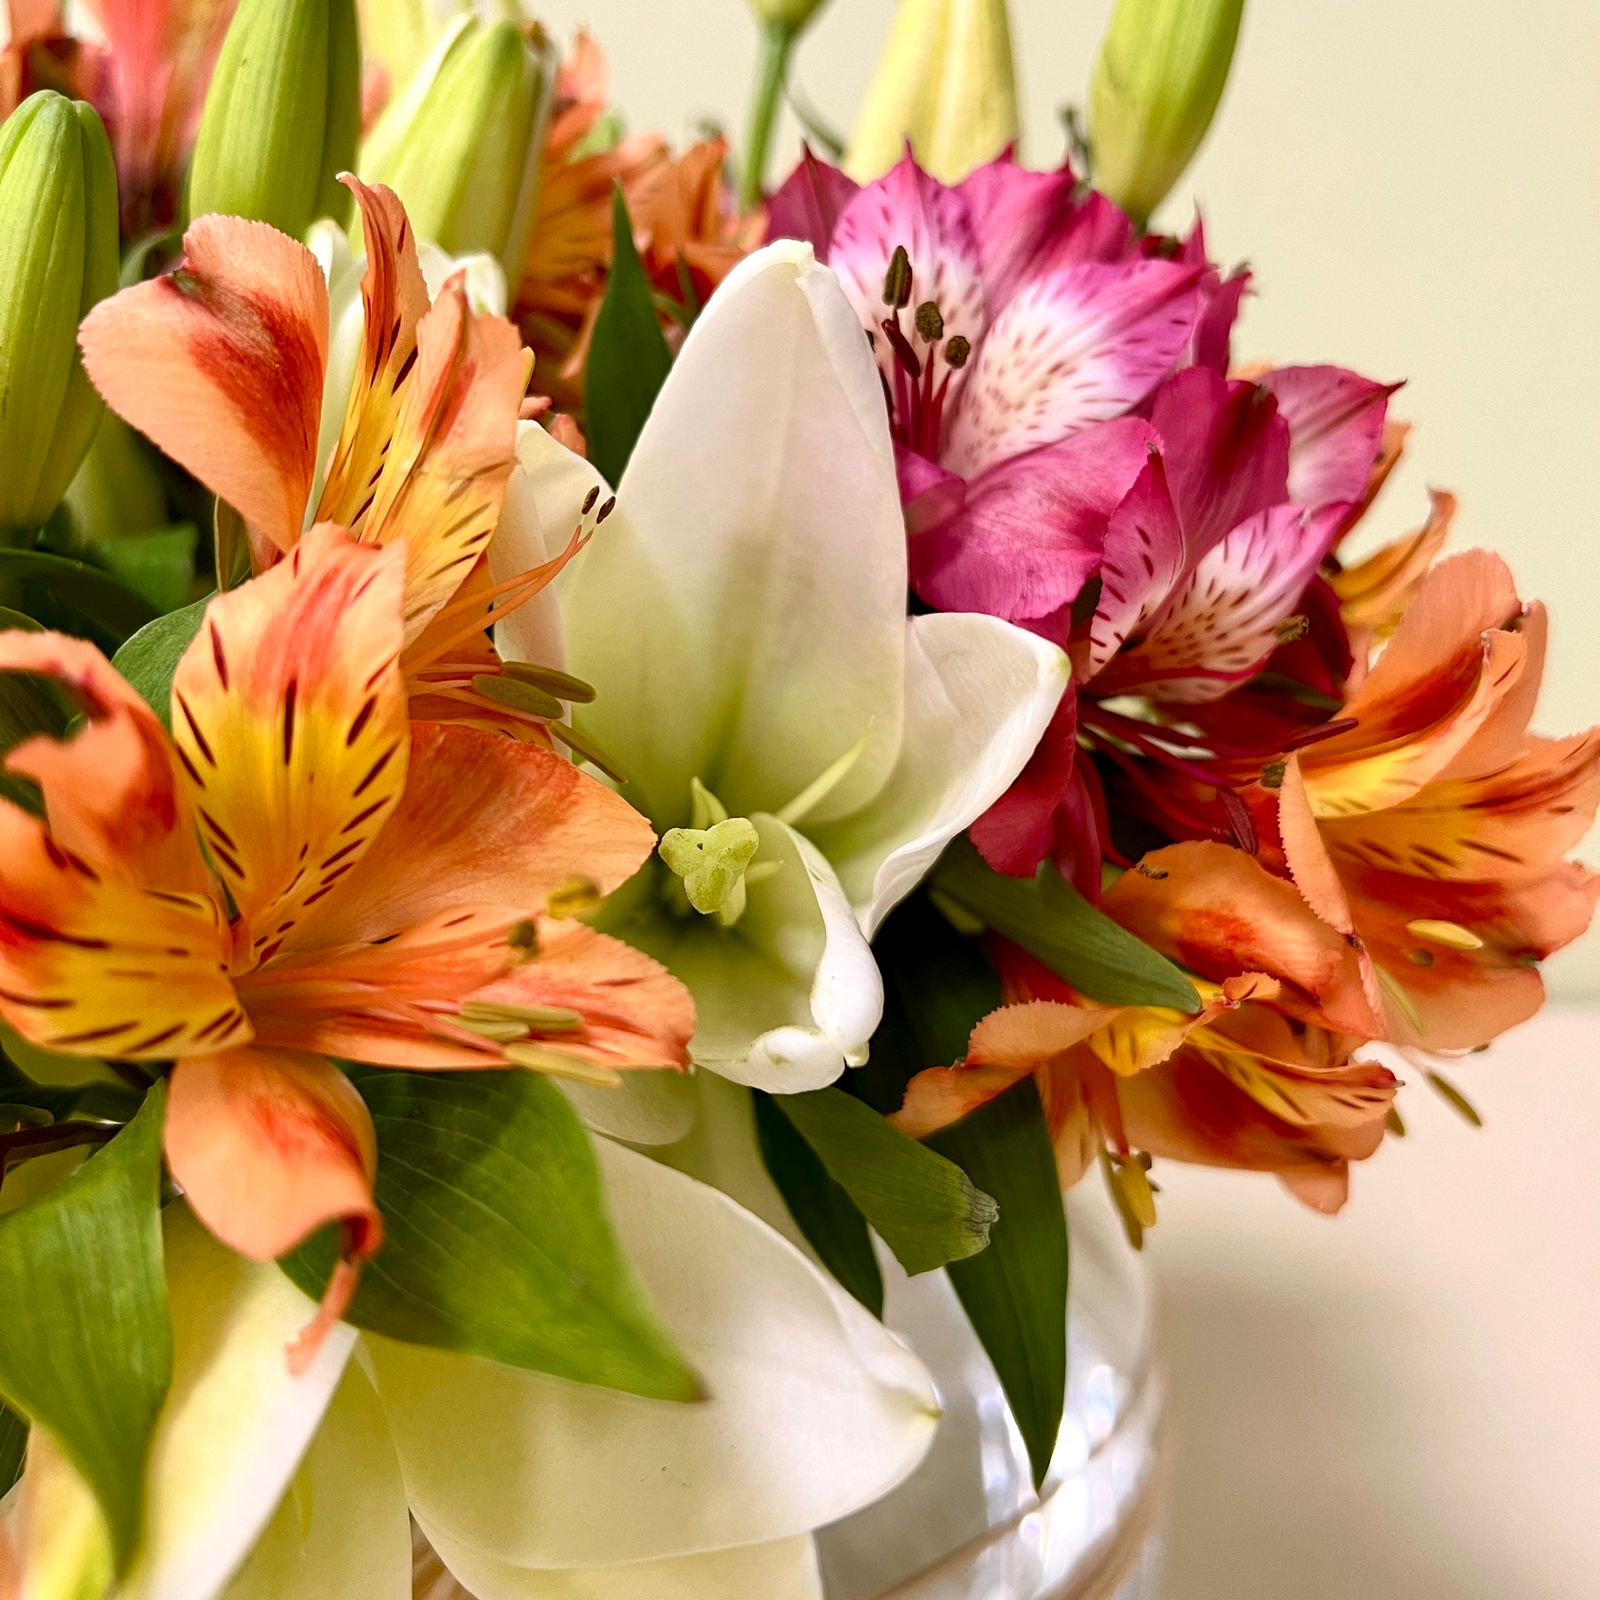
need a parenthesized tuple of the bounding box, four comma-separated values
(537, 0, 1599, 999)
(533, 6, 1600, 1597)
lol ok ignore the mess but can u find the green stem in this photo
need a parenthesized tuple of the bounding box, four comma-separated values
(739, 22, 797, 214)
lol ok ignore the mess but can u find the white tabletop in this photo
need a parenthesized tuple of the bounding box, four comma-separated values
(1146, 1004, 1600, 1600)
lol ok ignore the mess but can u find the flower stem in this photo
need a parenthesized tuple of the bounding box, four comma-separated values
(739, 22, 797, 214)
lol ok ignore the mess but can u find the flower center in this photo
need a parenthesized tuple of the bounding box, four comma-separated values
(657, 778, 776, 927)
(873, 243, 971, 461)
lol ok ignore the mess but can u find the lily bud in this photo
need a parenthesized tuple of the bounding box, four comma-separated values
(746, 0, 830, 30)
(0, 92, 118, 531)
(188, 0, 362, 238)
(844, 0, 1019, 185)
(359, 16, 554, 285)
(1089, 0, 1245, 225)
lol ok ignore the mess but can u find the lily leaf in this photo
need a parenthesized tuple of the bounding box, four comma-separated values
(585, 187, 672, 483)
(0, 547, 157, 648)
(753, 1089, 883, 1316)
(932, 839, 1200, 1011)
(282, 1068, 700, 1402)
(112, 594, 211, 727)
(0, 663, 73, 813)
(0, 1085, 172, 1569)
(774, 1087, 997, 1277)
(870, 895, 1068, 1492)
(87, 524, 198, 614)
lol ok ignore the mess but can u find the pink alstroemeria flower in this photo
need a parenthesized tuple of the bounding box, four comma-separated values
(771, 149, 1400, 885)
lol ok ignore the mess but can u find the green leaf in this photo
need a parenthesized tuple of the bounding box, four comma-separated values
(0, 1086, 172, 1568)
(111, 594, 211, 726)
(774, 1087, 997, 1277)
(753, 1090, 883, 1316)
(0, 547, 157, 648)
(868, 895, 1067, 1492)
(930, 1079, 1069, 1492)
(0, 661, 73, 813)
(0, 1400, 25, 1498)
(87, 524, 198, 614)
(281, 1069, 699, 1402)
(584, 187, 672, 484)
(932, 839, 1201, 1011)
(0, 1042, 142, 1125)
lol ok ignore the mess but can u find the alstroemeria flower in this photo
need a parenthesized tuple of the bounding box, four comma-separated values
(896, 842, 1394, 1214)
(78, 176, 584, 743)
(0, 527, 692, 1359)
(492, 241, 1069, 1095)
(1267, 551, 1600, 1050)
(8, 1173, 936, 1600)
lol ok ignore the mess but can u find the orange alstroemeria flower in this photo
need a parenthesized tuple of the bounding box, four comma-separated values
(896, 842, 1395, 1215)
(0, 528, 693, 1366)
(1270, 549, 1600, 1051)
(78, 176, 582, 741)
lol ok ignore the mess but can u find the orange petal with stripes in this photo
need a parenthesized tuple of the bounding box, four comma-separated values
(165, 1048, 382, 1372)
(79, 213, 329, 558)
(168, 525, 409, 968)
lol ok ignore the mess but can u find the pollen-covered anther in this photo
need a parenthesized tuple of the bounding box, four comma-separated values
(546, 876, 602, 919)
(1275, 613, 1310, 644)
(1405, 918, 1484, 951)
(882, 243, 913, 309)
(502, 1041, 622, 1087)
(460, 999, 586, 1034)
(943, 334, 971, 369)
(914, 300, 944, 342)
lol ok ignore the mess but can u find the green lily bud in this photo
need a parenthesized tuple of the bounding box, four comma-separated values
(188, 0, 362, 237)
(845, 0, 1019, 184)
(0, 92, 118, 532)
(1089, 0, 1245, 225)
(746, 0, 830, 30)
(359, 16, 554, 285)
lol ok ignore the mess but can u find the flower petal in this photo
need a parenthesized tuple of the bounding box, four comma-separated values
(223, 1366, 411, 1600)
(367, 1138, 937, 1568)
(79, 212, 329, 557)
(545, 242, 912, 825)
(909, 416, 1154, 621)
(165, 1048, 381, 1371)
(1260, 365, 1394, 510)
(169, 526, 410, 965)
(418, 1524, 822, 1600)
(111, 1206, 357, 1600)
(811, 610, 1069, 935)
(767, 147, 859, 261)
(943, 260, 1201, 479)
(317, 182, 530, 644)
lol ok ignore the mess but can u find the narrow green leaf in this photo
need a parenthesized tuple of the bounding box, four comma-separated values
(584, 187, 672, 483)
(933, 839, 1201, 1011)
(0, 547, 157, 646)
(776, 1087, 997, 1276)
(111, 594, 211, 726)
(87, 524, 198, 613)
(0, 1401, 26, 1497)
(930, 1080, 1068, 1492)
(282, 1069, 699, 1402)
(0, 1086, 172, 1567)
(0, 663, 73, 814)
(753, 1090, 883, 1316)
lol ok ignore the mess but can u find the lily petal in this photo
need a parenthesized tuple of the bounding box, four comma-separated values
(546, 241, 911, 823)
(223, 1366, 410, 1600)
(368, 1139, 937, 1568)
(79, 212, 329, 556)
(417, 1524, 822, 1600)
(812, 610, 1069, 935)
(112, 1207, 356, 1600)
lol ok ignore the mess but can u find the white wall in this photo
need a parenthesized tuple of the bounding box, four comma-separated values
(537, 0, 1600, 995)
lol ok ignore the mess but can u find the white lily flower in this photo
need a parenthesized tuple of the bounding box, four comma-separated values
(492, 241, 1069, 1094)
(7, 1146, 936, 1600)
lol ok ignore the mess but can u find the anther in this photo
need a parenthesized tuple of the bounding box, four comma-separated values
(914, 301, 944, 342)
(882, 245, 913, 309)
(596, 495, 617, 523)
(581, 485, 599, 515)
(944, 334, 971, 369)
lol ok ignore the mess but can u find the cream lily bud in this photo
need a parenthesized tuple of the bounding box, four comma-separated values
(358, 16, 554, 285)
(0, 92, 117, 531)
(1089, 0, 1245, 225)
(746, 0, 830, 29)
(844, 0, 1019, 185)
(188, 0, 362, 238)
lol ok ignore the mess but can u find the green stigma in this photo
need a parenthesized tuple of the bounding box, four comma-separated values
(659, 815, 761, 923)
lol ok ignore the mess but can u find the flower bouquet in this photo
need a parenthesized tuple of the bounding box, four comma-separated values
(0, 1, 1594, 1597)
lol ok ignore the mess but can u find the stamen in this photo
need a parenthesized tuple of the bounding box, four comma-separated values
(546, 877, 602, 919)
(944, 335, 971, 369)
(503, 1043, 622, 1087)
(1405, 919, 1484, 951)
(472, 674, 565, 719)
(501, 662, 597, 703)
(914, 301, 944, 342)
(460, 999, 586, 1033)
(581, 485, 600, 515)
(882, 244, 913, 309)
